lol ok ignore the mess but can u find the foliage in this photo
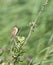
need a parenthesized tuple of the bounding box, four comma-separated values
(0, 0, 53, 65)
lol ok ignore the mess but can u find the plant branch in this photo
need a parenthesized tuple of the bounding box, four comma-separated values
(23, 0, 49, 46)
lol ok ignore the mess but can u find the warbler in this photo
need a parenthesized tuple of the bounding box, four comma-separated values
(11, 26, 18, 37)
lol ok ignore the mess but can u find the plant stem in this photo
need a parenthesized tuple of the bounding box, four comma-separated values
(23, 0, 49, 46)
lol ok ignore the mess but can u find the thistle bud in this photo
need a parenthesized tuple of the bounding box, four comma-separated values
(2, 45, 7, 52)
(26, 56, 32, 62)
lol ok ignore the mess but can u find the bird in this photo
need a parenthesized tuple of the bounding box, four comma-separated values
(11, 26, 18, 37)
(10, 26, 19, 43)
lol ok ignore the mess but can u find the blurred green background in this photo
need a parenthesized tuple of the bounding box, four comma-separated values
(0, 0, 53, 64)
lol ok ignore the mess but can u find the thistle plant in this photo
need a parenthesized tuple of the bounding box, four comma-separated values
(0, 26, 26, 65)
(9, 27, 26, 65)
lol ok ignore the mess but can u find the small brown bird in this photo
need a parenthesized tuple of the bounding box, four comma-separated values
(10, 26, 19, 43)
(11, 26, 18, 38)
